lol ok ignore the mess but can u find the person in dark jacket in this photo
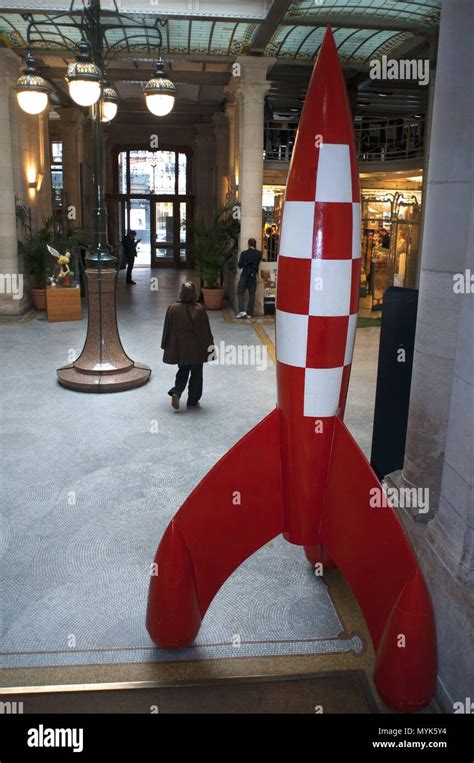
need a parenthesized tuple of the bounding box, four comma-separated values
(236, 237, 262, 319)
(122, 229, 138, 285)
(162, 281, 214, 410)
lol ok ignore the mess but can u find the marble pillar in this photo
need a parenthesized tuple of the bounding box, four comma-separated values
(0, 48, 52, 315)
(194, 122, 216, 227)
(233, 56, 275, 315)
(0, 50, 21, 315)
(401, 0, 474, 511)
(212, 111, 229, 211)
(60, 107, 87, 227)
(224, 96, 236, 200)
(387, 0, 474, 710)
(427, 195, 473, 586)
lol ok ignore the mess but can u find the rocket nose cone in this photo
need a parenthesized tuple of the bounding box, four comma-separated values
(286, 26, 358, 202)
(305, 25, 352, 140)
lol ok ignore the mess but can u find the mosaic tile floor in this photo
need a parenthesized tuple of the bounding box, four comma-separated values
(0, 269, 379, 670)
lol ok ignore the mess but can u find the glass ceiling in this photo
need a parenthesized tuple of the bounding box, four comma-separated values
(286, 0, 441, 25)
(0, 13, 257, 56)
(0, 1, 441, 61)
(266, 25, 412, 62)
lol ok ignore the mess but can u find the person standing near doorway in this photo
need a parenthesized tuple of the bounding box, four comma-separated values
(162, 282, 214, 411)
(236, 237, 262, 319)
(122, 229, 138, 285)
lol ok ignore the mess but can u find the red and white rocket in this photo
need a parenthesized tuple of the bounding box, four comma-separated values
(147, 28, 436, 712)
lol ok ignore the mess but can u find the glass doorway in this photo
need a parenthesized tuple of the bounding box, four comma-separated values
(108, 148, 192, 268)
(128, 199, 150, 266)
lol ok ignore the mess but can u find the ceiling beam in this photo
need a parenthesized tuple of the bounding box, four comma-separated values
(250, 0, 293, 52)
(41, 66, 231, 85)
(113, 101, 219, 115)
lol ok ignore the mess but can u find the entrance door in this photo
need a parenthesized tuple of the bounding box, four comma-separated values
(153, 198, 191, 267)
(127, 199, 151, 266)
(107, 148, 192, 268)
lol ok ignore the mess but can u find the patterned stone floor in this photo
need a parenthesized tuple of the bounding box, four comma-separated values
(0, 268, 380, 670)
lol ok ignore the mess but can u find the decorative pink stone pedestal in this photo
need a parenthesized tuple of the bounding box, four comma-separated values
(57, 268, 151, 392)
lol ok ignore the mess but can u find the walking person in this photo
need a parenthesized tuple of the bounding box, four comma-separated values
(236, 237, 262, 319)
(162, 282, 214, 411)
(122, 229, 139, 285)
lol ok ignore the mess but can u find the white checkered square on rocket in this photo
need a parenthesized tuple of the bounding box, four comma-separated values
(276, 309, 308, 368)
(309, 259, 352, 316)
(279, 202, 315, 259)
(304, 367, 344, 417)
(315, 144, 352, 203)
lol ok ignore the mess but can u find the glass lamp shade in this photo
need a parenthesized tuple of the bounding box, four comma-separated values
(144, 60, 176, 117)
(100, 86, 119, 122)
(101, 100, 118, 122)
(15, 61, 49, 115)
(68, 78, 101, 107)
(66, 57, 102, 107)
(16, 88, 49, 115)
(145, 92, 175, 117)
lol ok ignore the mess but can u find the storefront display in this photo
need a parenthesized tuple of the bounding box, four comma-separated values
(360, 189, 422, 310)
(261, 185, 284, 313)
(261, 180, 422, 316)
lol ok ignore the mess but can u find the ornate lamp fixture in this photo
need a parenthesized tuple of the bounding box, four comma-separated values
(13, 0, 177, 392)
(14, 53, 49, 115)
(144, 58, 176, 117)
(66, 38, 102, 107)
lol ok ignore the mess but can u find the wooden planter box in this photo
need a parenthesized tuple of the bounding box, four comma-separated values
(46, 286, 82, 322)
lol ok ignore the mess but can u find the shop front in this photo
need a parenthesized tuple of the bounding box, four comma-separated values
(259, 173, 423, 315)
(360, 186, 422, 311)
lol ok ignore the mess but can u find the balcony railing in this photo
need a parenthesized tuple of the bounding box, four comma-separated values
(264, 122, 297, 162)
(355, 116, 425, 162)
(264, 116, 425, 164)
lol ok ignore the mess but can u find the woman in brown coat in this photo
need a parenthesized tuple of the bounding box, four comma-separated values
(161, 282, 214, 410)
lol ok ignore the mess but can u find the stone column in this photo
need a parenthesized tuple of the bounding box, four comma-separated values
(233, 56, 275, 315)
(399, 0, 474, 512)
(414, 34, 438, 289)
(386, 0, 474, 711)
(0, 49, 27, 315)
(427, 198, 473, 585)
(60, 107, 87, 227)
(212, 111, 229, 211)
(194, 122, 216, 226)
(224, 95, 236, 199)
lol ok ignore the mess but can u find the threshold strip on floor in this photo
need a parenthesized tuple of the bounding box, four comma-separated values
(221, 308, 276, 365)
(0, 310, 38, 324)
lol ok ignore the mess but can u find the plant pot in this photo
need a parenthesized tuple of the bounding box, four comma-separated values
(202, 287, 225, 310)
(31, 288, 46, 311)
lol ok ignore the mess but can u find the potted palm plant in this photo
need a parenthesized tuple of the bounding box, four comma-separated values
(188, 206, 240, 310)
(18, 212, 53, 311)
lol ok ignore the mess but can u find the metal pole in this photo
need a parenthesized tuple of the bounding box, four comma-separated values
(56, 0, 151, 391)
(87, 0, 116, 267)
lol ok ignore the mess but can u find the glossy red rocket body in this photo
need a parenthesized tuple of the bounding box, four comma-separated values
(147, 28, 437, 713)
(276, 28, 360, 545)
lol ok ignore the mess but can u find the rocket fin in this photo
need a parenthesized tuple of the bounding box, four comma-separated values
(320, 417, 436, 710)
(147, 408, 284, 648)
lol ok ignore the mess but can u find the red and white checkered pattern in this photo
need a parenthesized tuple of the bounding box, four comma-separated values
(276, 142, 361, 418)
